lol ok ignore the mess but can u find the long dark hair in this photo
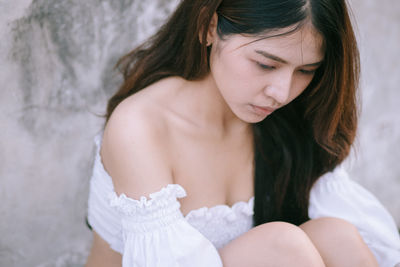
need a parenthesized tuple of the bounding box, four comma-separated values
(106, 0, 359, 226)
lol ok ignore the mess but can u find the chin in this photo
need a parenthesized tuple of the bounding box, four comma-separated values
(248, 118, 267, 124)
(239, 114, 268, 124)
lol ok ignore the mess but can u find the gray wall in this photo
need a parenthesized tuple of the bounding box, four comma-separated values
(0, 0, 399, 266)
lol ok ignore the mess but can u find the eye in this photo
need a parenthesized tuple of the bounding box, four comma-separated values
(256, 62, 275, 70)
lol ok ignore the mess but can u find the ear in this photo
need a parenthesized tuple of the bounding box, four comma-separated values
(199, 12, 218, 46)
(206, 13, 218, 46)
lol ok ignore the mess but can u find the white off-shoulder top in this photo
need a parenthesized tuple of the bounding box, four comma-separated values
(87, 134, 400, 267)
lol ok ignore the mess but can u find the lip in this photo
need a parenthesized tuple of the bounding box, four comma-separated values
(251, 104, 276, 116)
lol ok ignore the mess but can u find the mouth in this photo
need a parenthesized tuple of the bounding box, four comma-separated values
(251, 104, 276, 116)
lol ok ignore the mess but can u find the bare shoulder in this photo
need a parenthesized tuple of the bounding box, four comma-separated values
(101, 79, 182, 199)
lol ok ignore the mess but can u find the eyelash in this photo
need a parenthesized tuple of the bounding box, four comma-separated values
(257, 62, 275, 70)
(256, 62, 316, 75)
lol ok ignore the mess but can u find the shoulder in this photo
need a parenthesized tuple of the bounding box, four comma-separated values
(101, 79, 182, 199)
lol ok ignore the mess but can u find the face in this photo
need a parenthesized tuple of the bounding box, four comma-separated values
(208, 24, 324, 123)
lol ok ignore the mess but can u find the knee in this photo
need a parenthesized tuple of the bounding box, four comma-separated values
(257, 221, 311, 247)
(301, 217, 362, 244)
(220, 222, 325, 267)
(255, 222, 325, 266)
(300, 217, 378, 266)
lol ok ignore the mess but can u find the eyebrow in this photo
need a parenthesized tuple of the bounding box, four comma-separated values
(255, 50, 323, 67)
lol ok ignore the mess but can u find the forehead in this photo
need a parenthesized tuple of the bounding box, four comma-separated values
(226, 25, 325, 65)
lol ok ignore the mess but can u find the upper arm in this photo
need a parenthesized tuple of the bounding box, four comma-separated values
(101, 99, 173, 199)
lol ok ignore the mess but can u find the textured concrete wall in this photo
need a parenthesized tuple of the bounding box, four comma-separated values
(346, 0, 400, 223)
(0, 1, 179, 266)
(0, 0, 399, 266)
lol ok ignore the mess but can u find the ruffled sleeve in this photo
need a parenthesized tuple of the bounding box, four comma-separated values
(309, 166, 400, 267)
(109, 184, 223, 267)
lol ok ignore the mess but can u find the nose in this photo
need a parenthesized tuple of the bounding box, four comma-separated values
(263, 71, 293, 105)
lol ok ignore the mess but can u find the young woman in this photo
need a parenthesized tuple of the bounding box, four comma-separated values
(85, 0, 400, 266)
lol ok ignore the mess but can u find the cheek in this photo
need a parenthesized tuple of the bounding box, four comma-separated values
(212, 54, 260, 99)
(216, 54, 249, 81)
(288, 75, 314, 102)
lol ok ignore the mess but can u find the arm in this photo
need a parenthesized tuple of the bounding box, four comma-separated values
(101, 102, 223, 267)
(101, 100, 174, 199)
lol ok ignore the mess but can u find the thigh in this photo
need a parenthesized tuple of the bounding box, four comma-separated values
(300, 217, 378, 267)
(219, 222, 325, 267)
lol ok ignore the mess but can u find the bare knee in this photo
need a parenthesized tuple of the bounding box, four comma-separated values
(257, 222, 320, 254)
(301, 217, 378, 267)
(301, 217, 359, 236)
(220, 222, 325, 267)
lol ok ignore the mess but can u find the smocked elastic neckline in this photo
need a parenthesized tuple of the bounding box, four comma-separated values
(185, 196, 254, 221)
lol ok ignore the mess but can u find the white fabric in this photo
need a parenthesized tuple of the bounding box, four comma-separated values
(309, 167, 400, 267)
(184, 197, 254, 249)
(87, 134, 400, 267)
(109, 184, 222, 267)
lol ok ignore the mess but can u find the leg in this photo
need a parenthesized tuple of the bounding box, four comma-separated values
(85, 231, 122, 267)
(300, 217, 378, 267)
(219, 222, 325, 267)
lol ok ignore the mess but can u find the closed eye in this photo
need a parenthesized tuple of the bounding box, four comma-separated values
(257, 62, 275, 70)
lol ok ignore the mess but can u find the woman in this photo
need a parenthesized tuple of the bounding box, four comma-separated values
(86, 0, 400, 266)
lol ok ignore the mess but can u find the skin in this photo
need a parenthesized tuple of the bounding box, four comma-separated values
(85, 15, 378, 267)
(207, 23, 323, 125)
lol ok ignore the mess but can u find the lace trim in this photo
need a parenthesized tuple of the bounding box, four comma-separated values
(109, 184, 186, 216)
(185, 197, 254, 222)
